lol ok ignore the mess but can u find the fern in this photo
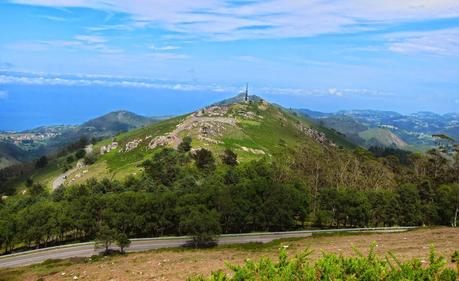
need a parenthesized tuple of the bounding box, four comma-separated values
(189, 244, 458, 281)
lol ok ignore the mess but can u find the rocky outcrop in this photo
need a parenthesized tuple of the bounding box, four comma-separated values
(100, 142, 118, 155)
(148, 134, 179, 150)
(297, 124, 336, 146)
(123, 139, 142, 152)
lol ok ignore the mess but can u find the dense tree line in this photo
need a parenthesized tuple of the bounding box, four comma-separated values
(0, 142, 458, 253)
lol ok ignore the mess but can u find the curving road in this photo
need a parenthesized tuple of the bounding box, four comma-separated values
(0, 227, 415, 269)
(52, 167, 76, 190)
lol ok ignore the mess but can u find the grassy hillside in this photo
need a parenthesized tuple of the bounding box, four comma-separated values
(0, 141, 31, 167)
(359, 128, 407, 148)
(17, 98, 355, 190)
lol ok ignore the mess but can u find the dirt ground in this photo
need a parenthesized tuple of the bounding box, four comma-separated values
(9, 227, 459, 281)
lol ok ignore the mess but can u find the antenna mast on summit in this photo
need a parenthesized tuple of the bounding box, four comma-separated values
(245, 83, 249, 102)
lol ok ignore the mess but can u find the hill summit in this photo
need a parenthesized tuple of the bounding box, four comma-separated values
(80, 110, 154, 137)
(43, 95, 354, 187)
(213, 92, 264, 106)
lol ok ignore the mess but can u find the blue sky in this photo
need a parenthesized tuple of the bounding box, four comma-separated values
(1, 0, 459, 130)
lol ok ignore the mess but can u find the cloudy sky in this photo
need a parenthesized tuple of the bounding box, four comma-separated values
(1, 0, 459, 130)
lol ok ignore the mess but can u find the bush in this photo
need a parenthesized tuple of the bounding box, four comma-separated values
(75, 149, 86, 159)
(189, 245, 458, 281)
(115, 232, 131, 254)
(84, 155, 96, 165)
(221, 149, 237, 166)
(193, 148, 215, 170)
(66, 155, 75, 163)
(94, 224, 115, 254)
(178, 136, 192, 152)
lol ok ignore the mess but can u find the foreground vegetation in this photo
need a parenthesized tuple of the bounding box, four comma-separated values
(191, 245, 458, 281)
(0, 228, 457, 281)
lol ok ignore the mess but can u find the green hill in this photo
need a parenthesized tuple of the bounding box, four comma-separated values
(78, 110, 155, 137)
(0, 111, 161, 169)
(303, 115, 408, 149)
(15, 97, 356, 190)
(359, 128, 407, 148)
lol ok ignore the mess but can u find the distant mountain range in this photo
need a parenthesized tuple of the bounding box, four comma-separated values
(295, 109, 459, 150)
(0, 111, 162, 168)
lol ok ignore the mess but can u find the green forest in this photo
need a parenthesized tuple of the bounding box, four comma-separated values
(0, 136, 458, 254)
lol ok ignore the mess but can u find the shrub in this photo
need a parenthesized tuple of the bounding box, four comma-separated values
(221, 149, 238, 166)
(189, 244, 458, 281)
(66, 155, 75, 163)
(115, 232, 131, 254)
(178, 136, 192, 152)
(193, 148, 215, 170)
(84, 155, 96, 165)
(75, 149, 86, 159)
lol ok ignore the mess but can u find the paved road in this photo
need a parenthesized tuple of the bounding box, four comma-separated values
(0, 227, 415, 269)
(52, 144, 92, 190)
(52, 167, 75, 190)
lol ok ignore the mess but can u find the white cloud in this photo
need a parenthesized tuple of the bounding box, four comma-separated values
(328, 88, 343, 97)
(74, 35, 106, 44)
(0, 71, 395, 100)
(5, 34, 124, 54)
(150, 44, 180, 51)
(36, 15, 68, 21)
(0, 72, 225, 92)
(0, 90, 7, 99)
(387, 27, 459, 55)
(261, 87, 394, 98)
(8, 0, 459, 40)
(147, 44, 187, 60)
(147, 53, 189, 60)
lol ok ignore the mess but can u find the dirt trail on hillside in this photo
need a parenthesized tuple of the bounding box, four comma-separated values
(150, 116, 237, 149)
(16, 227, 459, 281)
(173, 116, 236, 137)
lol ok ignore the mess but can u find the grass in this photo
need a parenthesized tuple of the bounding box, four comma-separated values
(0, 258, 86, 281)
(10, 154, 71, 192)
(218, 237, 305, 252)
